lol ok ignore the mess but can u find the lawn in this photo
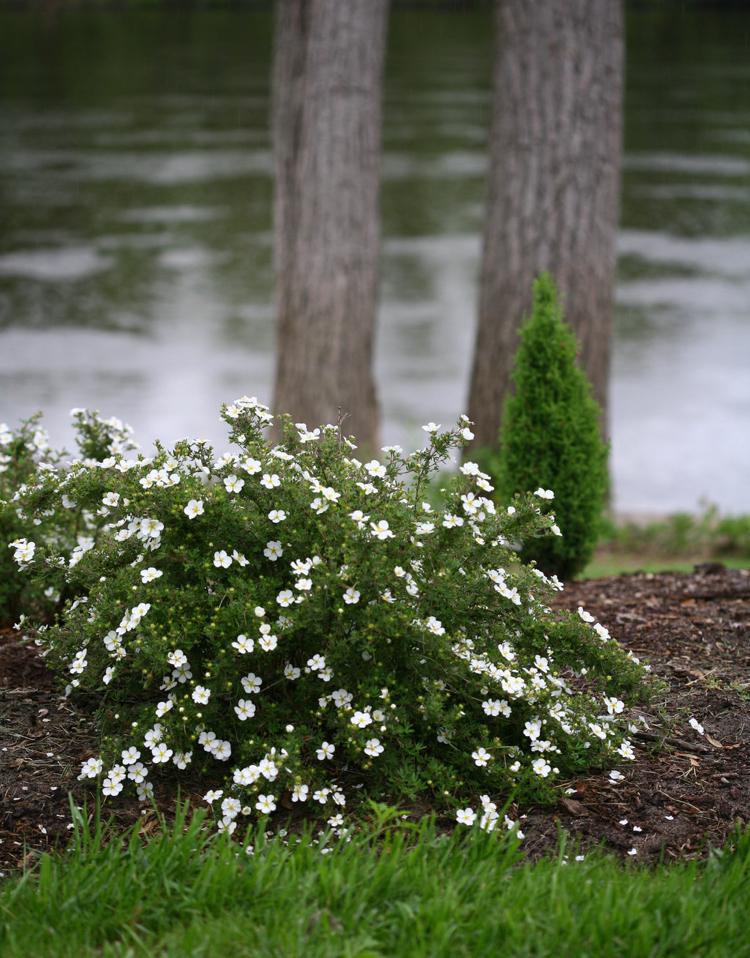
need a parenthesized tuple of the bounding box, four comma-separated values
(1, 803, 749, 958)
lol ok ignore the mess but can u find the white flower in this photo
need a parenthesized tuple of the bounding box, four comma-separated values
(276, 590, 294, 608)
(264, 540, 283, 561)
(241, 673, 262, 694)
(421, 422, 440, 433)
(292, 784, 309, 802)
(232, 550, 249, 566)
(234, 699, 256, 720)
(121, 747, 140, 765)
(689, 718, 705, 736)
(313, 789, 330, 804)
(224, 475, 245, 494)
(617, 740, 636, 760)
(127, 762, 148, 784)
(204, 789, 223, 804)
(144, 722, 165, 747)
(461, 427, 474, 441)
(284, 663, 301, 680)
(137, 783, 154, 802)
(364, 460, 386, 478)
(102, 778, 123, 797)
(349, 509, 369, 529)
(310, 498, 328, 514)
(370, 520, 394, 540)
(192, 686, 211, 704)
(424, 616, 445, 636)
(456, 808, 476, 826)
(268, 509, 286, 523)
(261, 473, 280, 489)
(255, 794, 276, 814)
(102, 492, 120, 507)
(551, 524, 562, 537)
(460, 492, 481, 515)
(295, 578, 313, 592)
(307, 654, 326, 671)
(296, 424, 320, 443)
(259, 634, 278, 652)
(321, 487, 340, 503)
(211, 740, 232, 761)
(79, 757, 103, 779)
(442, 514, 464, 529)
(609, 770, 625, 784)
(364, 738, 384, 757)
(532, 758, 551, 777)
(351, 711, 372, 729)
(151, 743, 173, 764)
(234, 766, 260, 786)
(213, 550, 232, 568)
(139, 518, 164, 539)
(173, 752, 192, 769)
(232, 634, 254, 654)
(155, 700, 173, 717)
(316, 742, 335, 761)
(415, 522, 435, 535)
(343, 587, 360, 605)
(356, 482, 377, 495)
(523, 720, 542, 741)
(140, 567, 163, 583)
(577, 607, 595, 623)
(331, 688, 352, 708)
(534, 488, 555, 499)
(241, 457, 262, 474)
(472, 747, 491, 767)
(604, 696, 625, 715)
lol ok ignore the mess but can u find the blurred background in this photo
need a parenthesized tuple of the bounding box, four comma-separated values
(0, 2, 749, 516)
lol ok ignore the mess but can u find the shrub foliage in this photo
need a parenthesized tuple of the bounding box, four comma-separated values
(8, 399, 646, 830)
(0, 411, 140, 627)
(497, 273, 609, 580)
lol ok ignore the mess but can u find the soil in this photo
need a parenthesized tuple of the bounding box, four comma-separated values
(2, 564, 749, 873)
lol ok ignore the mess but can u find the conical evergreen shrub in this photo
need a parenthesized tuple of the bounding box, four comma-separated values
(497, 273, 608, 580)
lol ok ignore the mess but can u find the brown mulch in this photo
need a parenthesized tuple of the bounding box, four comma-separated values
(2, 564, 749, 873)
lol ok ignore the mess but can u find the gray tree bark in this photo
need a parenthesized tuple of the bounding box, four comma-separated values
(468, 0, 623, 447)
(271, 0, 389, 449)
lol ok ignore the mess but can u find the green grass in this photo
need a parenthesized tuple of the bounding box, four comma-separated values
(581, 554, 750, 579)
(2, 803, 750, 957)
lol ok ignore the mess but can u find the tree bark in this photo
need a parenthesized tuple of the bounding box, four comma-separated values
(271, 0, 389, 450)
(468, 0, 623, 447)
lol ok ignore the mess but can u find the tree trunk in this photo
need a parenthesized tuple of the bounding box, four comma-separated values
(468, 0, 623, 447)
(271, 0, 389, 450)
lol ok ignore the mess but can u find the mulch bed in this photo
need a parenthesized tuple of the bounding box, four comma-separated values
(2, 564, 749, 873)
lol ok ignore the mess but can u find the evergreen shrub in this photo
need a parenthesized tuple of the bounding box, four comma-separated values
(497, 273, 609, 580)
(11, 398, 647, 832)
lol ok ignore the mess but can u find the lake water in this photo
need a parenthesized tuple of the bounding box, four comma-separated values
(1, 7, 749, 514)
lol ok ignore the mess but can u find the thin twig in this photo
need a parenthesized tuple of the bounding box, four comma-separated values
(633, 730, 710, 754)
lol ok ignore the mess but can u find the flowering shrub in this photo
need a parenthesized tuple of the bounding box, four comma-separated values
(1, 411, 139, 626)
(12, 398, 647, 831)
